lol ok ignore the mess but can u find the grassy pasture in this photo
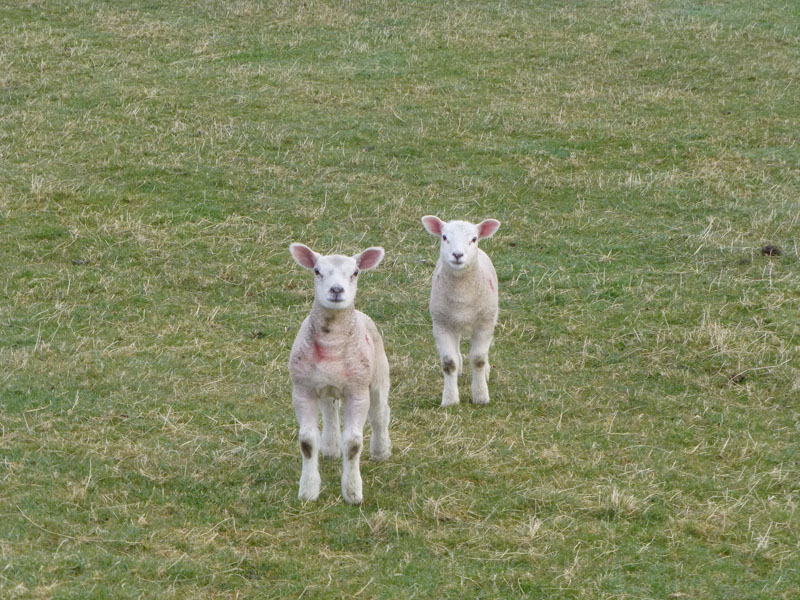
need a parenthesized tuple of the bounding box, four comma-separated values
(1, 0, 799, 598)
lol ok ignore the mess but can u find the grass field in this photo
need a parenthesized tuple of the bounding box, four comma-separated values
(2, 0, 799, 597)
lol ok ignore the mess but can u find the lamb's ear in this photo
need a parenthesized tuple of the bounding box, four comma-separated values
(477, 219, 500, 239)
(354, 247, 384, 271)
(290, 243, 319, 269)
(421, 215, 445, 236)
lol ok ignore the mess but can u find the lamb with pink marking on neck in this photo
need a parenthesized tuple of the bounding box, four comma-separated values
(421, 216, 501, 407)
(288, 243, 391, 505)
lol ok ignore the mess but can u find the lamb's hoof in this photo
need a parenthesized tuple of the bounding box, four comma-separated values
(298, 478, 321, 502)
(342, 485, 363, 505)
(321, 434, 341, 459)
(471, 390, 490, 405)
(441, 390, 460, 407)
(471, 379, 490, 405)
(370, 448, 391, 461)
(341, 469, 363, 505)
(370, 434, 391, 460)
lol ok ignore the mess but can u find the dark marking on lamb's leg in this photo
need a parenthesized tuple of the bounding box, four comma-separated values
(442, 357, 457, 375)
(470, 329, 493, 405)
(347, 441, 362, 460)
(435, 328, 461, 406)
(300, 440, 313, 459)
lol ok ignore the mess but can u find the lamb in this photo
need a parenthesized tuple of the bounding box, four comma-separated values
(421, 216, 501, 407)
(288, 243, 391, 504)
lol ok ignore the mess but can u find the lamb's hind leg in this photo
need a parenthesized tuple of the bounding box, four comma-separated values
(319, 397, 341, 459)
(293, 387, 321, 501)
(368, 353, 391, 461)
(469, 327, 493, 405)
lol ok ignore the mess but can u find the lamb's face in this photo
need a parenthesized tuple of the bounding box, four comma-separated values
(421, 216, 501, 274)
(438, 220, 481, 272)
(289, 244, 385, 310)
(311, 255, 360, 309)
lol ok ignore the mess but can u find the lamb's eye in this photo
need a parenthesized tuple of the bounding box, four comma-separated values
(442, 235, 447, 242)
(471, 236, 478, 244)
(353, 269, 359, 277)
(314, 268, 321, 276)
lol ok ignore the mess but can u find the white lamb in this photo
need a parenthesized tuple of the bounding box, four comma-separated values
(288, 243, 391, 504)
(421, 216, 501, 407)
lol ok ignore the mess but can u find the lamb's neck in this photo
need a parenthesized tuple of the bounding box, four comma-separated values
(438, 260, 478, 286)
(309, 301, 358, 338)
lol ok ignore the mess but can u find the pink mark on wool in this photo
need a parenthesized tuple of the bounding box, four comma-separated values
(313, 339, 328, 362)
(488, 278, 495, 291)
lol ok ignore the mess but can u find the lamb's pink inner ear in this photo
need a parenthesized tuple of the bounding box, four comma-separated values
(355, 247, 384, 271)
(478, 219, 500, 239)
(290, 244, 317, 269)
(421, 216, 444, 236)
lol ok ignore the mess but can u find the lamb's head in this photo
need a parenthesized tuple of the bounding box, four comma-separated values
(421, 216, 500, 273)
(290, 243, 384, 309)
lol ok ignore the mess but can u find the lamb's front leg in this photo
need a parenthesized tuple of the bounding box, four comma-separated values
(293, 387, 321, 501)
(434, 325, 461, 407)
(469, 327, 493, 405)
(341, 390, 370, 504)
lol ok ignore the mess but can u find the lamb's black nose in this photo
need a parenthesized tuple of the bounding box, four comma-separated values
(330, 285, 344, 295)
(452, 253, 464, 261)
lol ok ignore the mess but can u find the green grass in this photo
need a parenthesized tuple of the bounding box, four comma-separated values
(1, 0, 799, 597)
